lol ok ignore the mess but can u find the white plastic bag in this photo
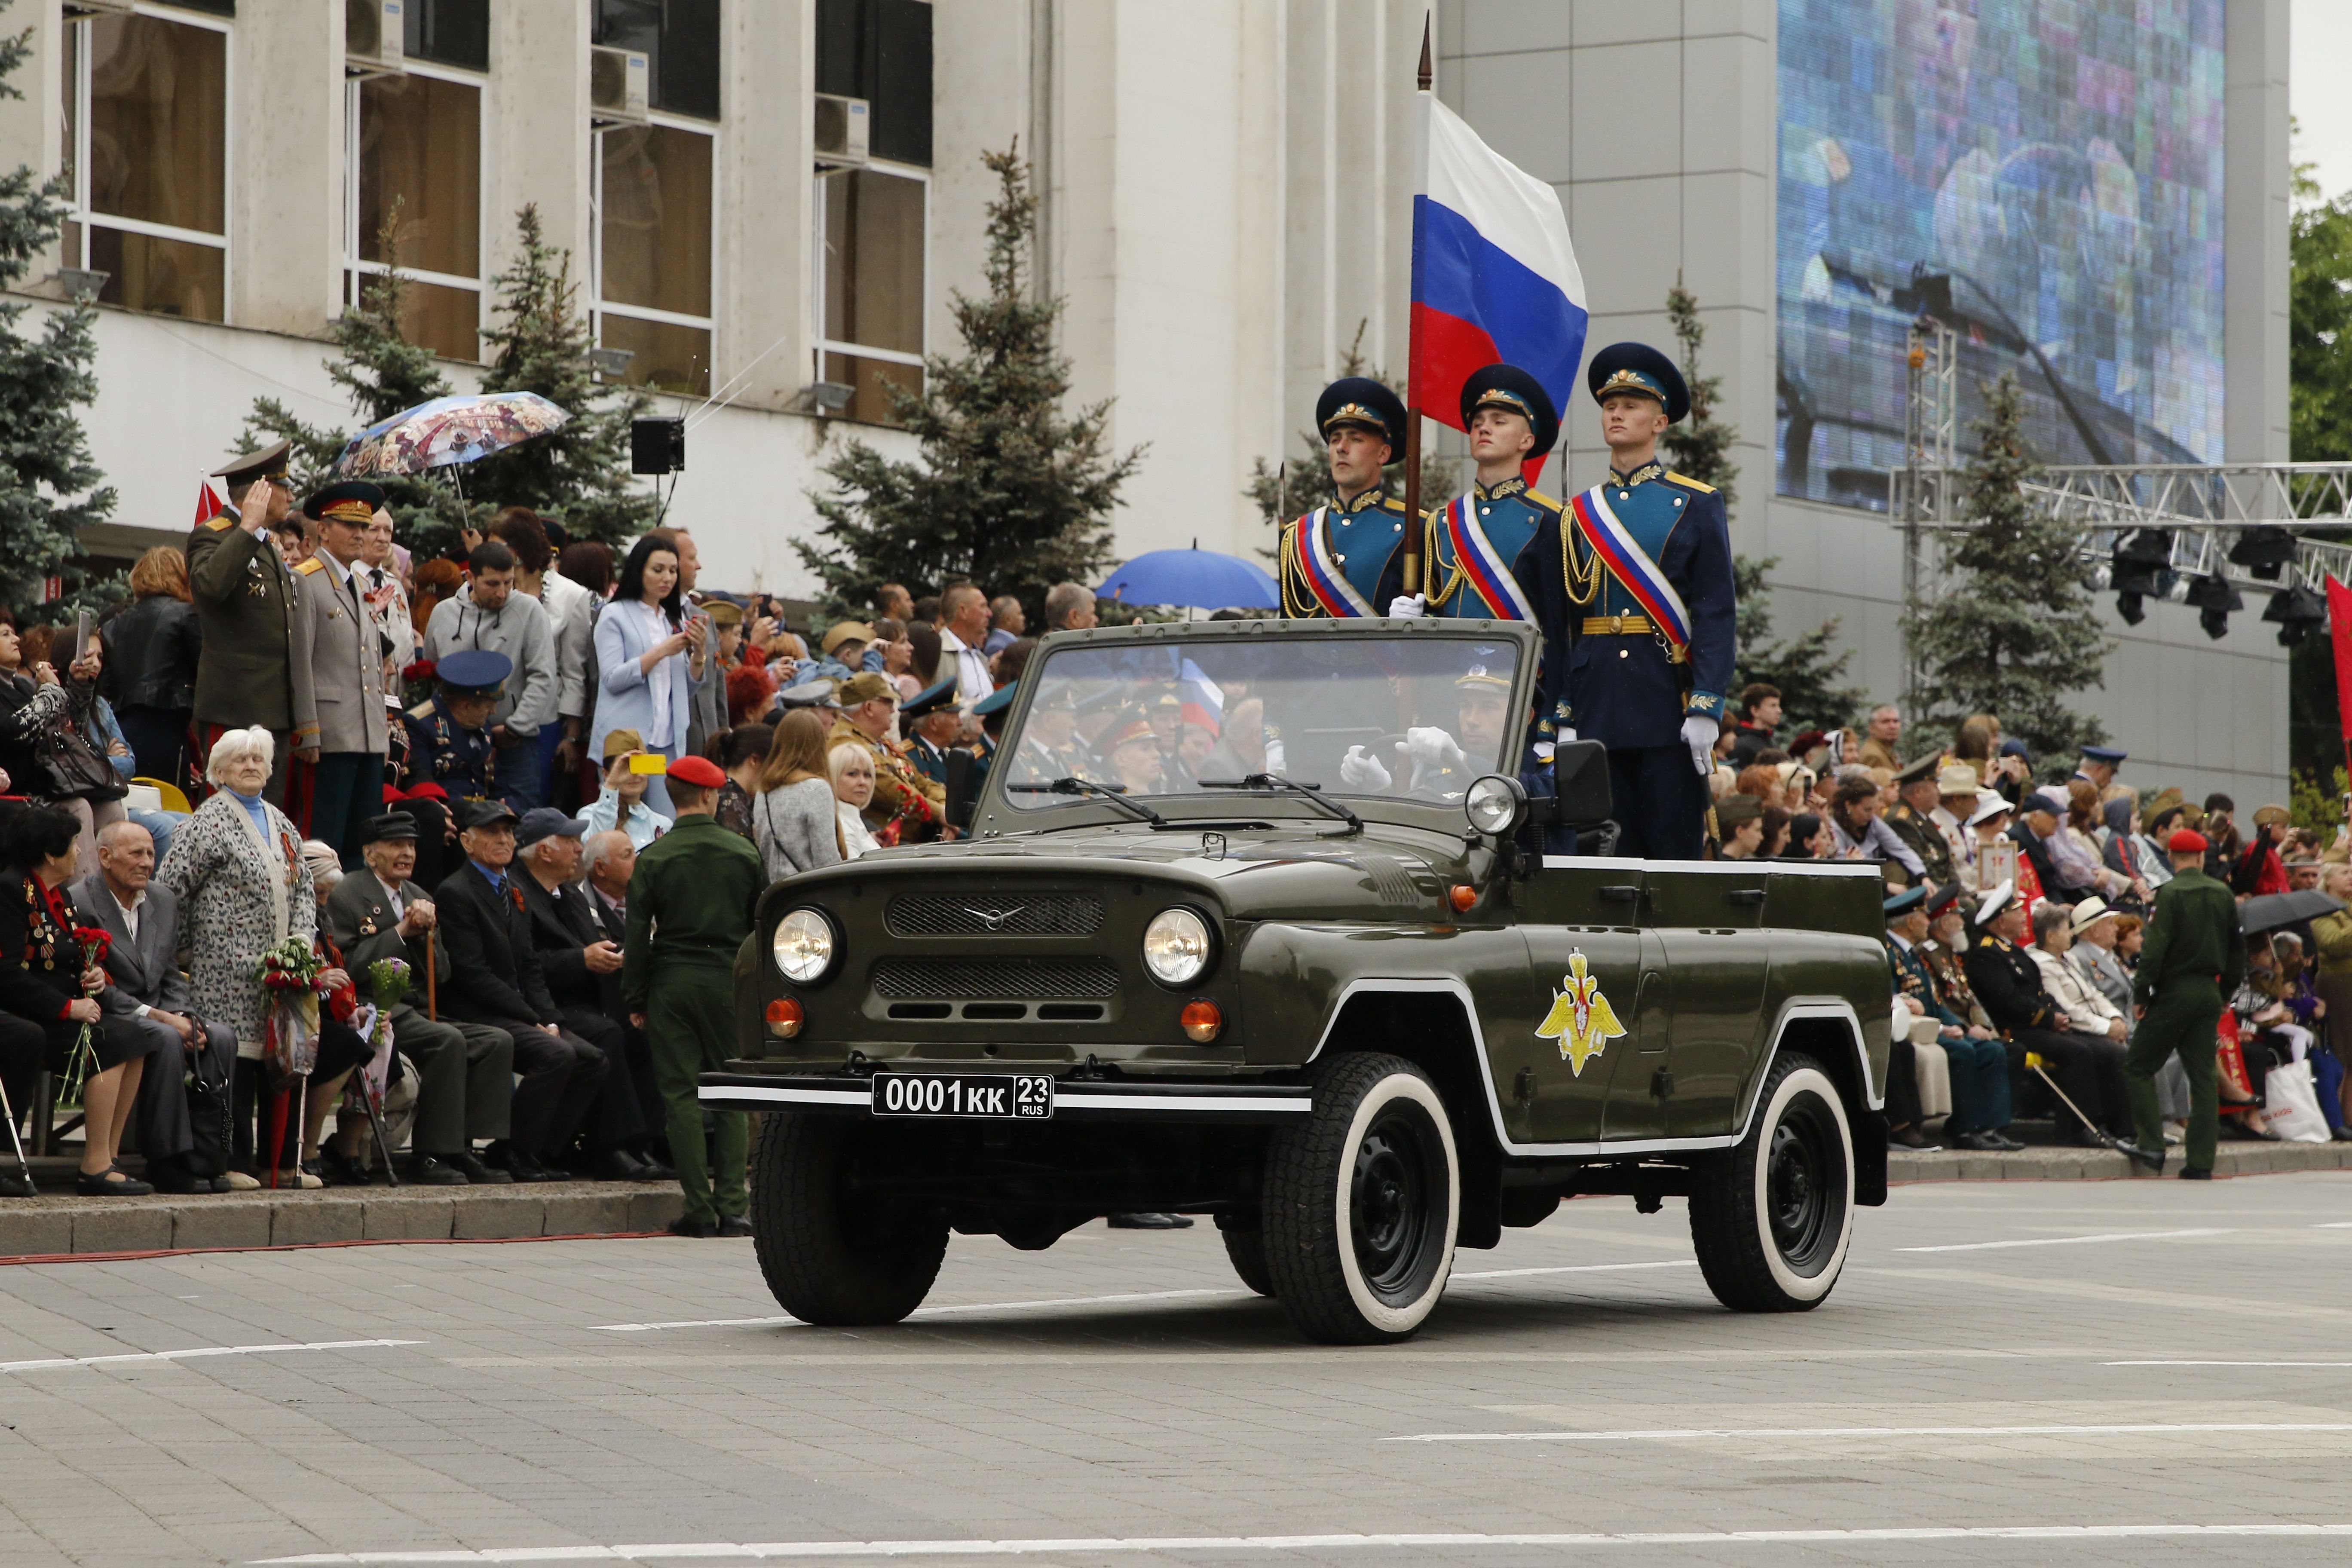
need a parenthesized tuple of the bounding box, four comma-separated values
(2263, 1060, 2332, 1144)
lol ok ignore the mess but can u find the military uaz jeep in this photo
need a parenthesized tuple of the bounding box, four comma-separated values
(707, 619, 1891, 1344)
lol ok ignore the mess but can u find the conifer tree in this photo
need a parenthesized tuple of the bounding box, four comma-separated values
(1242, 321, 1452, 549)
(1662, 281, 1863, 731)
(469, 203, 655, 542)
(801, 146, 1142, 616)
(1902, 374, 2111, 757)
(0, 18, 113, 616)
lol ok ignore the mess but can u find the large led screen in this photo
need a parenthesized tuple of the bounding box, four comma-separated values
(1776, 0, 2226, 508)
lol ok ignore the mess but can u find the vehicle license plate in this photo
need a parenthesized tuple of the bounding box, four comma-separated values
(870, 1072, 1054, 1120)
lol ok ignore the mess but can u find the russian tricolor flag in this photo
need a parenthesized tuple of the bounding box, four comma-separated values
(1411, 95, 1587, 475)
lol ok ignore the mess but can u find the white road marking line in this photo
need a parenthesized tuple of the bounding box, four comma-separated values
(1896, 1228, 2228, 1253)
(252, 1523, 2352, 1562)
(1, 1338, 420, 1375)
(1452, 1260, 1699, 1280)
(1389, 1421, 2352, 1443)
(591, 1289, 1241, 1332)
(2318, 1222, 2352, 1228)
(2109, 1360, 2352, 1368)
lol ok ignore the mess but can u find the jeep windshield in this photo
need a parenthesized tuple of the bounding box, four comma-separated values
(999, 629, 1525, 810)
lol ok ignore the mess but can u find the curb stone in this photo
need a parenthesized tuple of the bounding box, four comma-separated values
(1893, 1139, 2352, 1183)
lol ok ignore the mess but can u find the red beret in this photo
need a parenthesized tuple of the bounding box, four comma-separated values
(2167, 827, 2208, 854)
(668, 754, 726, 790)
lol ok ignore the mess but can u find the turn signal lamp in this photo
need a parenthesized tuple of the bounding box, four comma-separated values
(1180, 999, 1222, 1042)
(1448, 884, 1478, 913)
(766, 997, 804, 1038)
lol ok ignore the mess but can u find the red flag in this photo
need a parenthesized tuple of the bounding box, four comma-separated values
(2328, 575, 2352, 753)
(192, 480, 225, 527)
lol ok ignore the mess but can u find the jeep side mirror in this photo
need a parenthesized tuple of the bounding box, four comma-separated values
(944, 749, 977, 832)
(1551, 739, 1613, 828)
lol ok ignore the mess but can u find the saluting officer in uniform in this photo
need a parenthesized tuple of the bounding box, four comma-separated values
(1388, 364, 1561, 625)
(1278, 378, 1414, 618)
(187, 439, 317, 804)
(1519, 343, 1735, 860)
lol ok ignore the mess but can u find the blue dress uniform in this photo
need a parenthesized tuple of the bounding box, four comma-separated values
(399, 649, 521, 812)
(1421, 364, 1561, 623)
(1279, 377, 1414, 618)
(1516, 344, 1736, 861)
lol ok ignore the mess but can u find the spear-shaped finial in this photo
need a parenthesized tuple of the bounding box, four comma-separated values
(1417, 13, 1432, 91)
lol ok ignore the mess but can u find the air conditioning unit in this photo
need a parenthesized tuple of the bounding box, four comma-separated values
(814, 94, 871, 167)
(346, 0, 407, 79)
(62, 0, 137, 17)
(591, 46, 651, 127)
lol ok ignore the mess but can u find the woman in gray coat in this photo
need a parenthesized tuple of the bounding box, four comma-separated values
(750, 709, 842, 882)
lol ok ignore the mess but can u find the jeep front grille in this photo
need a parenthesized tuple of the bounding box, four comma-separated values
(871, 956, 1121, 1001)
(884, 894, 1106, 937)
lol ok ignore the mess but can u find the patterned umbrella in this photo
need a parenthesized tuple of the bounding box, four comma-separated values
(334, 391, 569, 478)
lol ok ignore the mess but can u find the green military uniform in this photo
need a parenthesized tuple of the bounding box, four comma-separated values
(621, 809, 765, 1227)
(2127, 863, 2244, 1174)
(186, 440, 317, 801)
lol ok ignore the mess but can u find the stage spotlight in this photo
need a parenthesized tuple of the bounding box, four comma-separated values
(2260, 582, 2328, 647)
(2115, 590, 2147, 626)
(2185, 572, 2242, 640)
(2226, 526, 2297, 581)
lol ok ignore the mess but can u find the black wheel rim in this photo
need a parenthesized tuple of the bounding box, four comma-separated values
(1765, 1090, 1844, 1276)
(1351, 1104, 1439, 1302)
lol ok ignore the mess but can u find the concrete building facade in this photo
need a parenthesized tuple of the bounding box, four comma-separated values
(0, 0, 2299, 803)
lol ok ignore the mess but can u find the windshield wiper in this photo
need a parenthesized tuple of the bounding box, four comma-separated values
(1006, 775, 1170, 828)
(1198, 772, 1362, 833)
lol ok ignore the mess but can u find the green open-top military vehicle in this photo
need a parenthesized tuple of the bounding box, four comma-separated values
(706, 618, 1891, 1344)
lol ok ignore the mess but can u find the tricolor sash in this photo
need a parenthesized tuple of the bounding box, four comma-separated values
(1435, 494, 1536, 621)
(1291, 508, 1376, 617)
(1568, 485, 1691, 649)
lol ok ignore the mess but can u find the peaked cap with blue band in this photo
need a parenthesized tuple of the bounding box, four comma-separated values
(1316, 377, 1408, 451)
(1586, 342, 1691, 425)
(1459, 363, 1559, 460)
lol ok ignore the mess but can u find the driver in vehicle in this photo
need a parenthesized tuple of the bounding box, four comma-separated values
(1336, 665, 1519, 801)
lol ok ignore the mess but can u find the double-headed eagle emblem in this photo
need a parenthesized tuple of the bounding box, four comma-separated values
(1534, 949, 1626, 1077)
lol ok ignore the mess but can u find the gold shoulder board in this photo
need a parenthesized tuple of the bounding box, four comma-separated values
(1665, 472, 1718, 494)
(203, 515, 234, 532)
(295, 557, 325, 575)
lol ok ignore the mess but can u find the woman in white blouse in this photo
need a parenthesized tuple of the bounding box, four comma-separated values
(828, 741, 882, 860)
(589, 535, 701, 813)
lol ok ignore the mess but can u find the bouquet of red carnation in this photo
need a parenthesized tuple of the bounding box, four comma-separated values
(254, 937, 326, 1081)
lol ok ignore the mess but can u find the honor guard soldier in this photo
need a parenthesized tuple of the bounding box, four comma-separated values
(401, 649, 517, 814)
(187, 438, 318, 802)
(1279, 378, 1414, 618)
(1389, 364, 1560, 625)
(1519, 343, 1736, 860)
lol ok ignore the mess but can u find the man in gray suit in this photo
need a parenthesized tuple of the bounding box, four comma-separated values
(327, 812, 516, 1186)
(72, 821, 237, 1194)
(294, 481, 392, 868)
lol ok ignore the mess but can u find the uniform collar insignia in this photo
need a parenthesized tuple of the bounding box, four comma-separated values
(1337, 484, 1388, 513)
(1475, 475, 1528, 502)
(1610, 460, 1666, 488)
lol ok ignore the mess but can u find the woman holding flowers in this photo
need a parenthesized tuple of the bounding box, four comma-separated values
(157, 727, 345, 1180)
(0, 804, 157, 1192)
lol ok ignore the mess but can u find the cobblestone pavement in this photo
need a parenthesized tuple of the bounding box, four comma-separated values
(0, 1172, 2348, 1567)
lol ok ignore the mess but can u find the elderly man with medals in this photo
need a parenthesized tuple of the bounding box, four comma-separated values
(1277, 378, 1414, 619)
(1517, 343, 1736, 861)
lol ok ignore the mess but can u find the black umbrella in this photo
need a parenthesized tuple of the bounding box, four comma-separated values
(2239, 889, 2346, 936)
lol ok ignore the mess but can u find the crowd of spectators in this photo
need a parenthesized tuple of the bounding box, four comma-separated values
(0, 465, 1093, 1206)
(1707, 683, 2352, 1158)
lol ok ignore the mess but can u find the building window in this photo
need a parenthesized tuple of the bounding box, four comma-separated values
(596, 125, 714, 394)
(815, 0, 932, 167)
(60, 7, 230, 322)
(817, 168, 926, 424)
(346, 68, 482, 362)
(594, 0, 720, 120)
(405, 0, 490, 71)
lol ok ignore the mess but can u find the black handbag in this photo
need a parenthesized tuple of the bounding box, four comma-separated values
(34, 719, 127, 802)
(183, 1023, 234, 1179)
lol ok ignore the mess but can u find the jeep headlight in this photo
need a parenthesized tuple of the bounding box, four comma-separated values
(1142, 907, 1213, 986)
(771, 908, 838, 985)
(1465, 774, 1528, 836)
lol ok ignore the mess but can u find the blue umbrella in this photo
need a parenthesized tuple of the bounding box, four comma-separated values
(1097, 542, 1279, 610)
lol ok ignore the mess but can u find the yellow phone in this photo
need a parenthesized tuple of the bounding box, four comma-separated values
(628, 752, 668, 775)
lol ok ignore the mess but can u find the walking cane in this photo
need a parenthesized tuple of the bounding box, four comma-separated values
(2027, 1053, 2162, 1170)
(0, 1074, 36, 1191)
(425, 926, 437, 1022)
(349, 1066, 398, 1188)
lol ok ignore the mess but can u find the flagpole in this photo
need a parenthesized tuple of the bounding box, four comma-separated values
(1402, 15, 1432, 600)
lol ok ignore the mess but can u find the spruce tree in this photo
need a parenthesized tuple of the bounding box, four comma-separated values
(469, 203, 655, 543)
(241, 204, 469, 547)
(800, 145, 1142, 616)
(1902, 374, 2111, 757)
(1662, 281, 1863, 732)
(0, 19, 113, 616)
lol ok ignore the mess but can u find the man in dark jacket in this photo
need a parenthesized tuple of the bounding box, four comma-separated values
(433, 799, 606, 1180)
(1963, 880, 2130, 1148)
(2129, 827, 2246, 1179)
(514, 808, 665, 1179)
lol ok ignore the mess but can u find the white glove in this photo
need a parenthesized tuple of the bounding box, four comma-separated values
(1397, 726, 1467, 775)
(1387, 594, 1427, 618)
(1680, 714, 1720, 776)
(1556, 726, 1577, 744)
(1338, 744, 1392, 792)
